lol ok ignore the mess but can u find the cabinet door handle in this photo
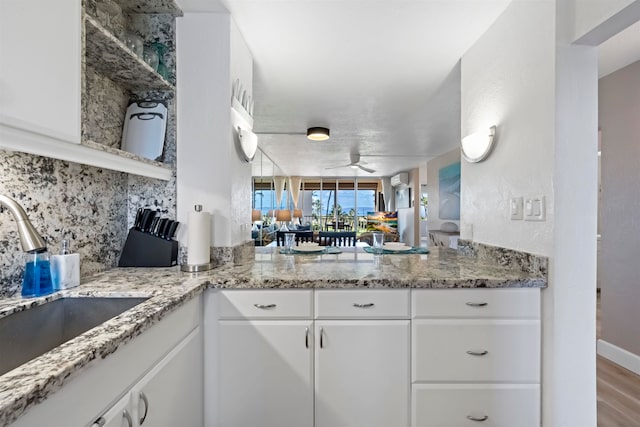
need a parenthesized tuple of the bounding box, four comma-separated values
(254, 303, 276, 309)
(353, 303, 375, 308)
(138, 391, 149, 424)
(466, 350, 489, 356)
(305, 327, 309, 349)
(465, 302, 488, 307)
(319, 327, 324, 349)
(122, 409, 133, 427)
(467, 415, 489, 422)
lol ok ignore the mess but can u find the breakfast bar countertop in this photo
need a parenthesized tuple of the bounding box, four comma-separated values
(0, 246, 546, 426)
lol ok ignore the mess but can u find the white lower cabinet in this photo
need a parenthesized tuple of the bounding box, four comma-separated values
(92, 391, 134, 427)
(213, 289, 410, 427)
(412, 319, 540, 383)
(211, 289, 539, 427)
(218, 320, 313, 427)
(129, 327, 203, 427)
(92, 326, 203, 427)
(412, 384, 540, 427)
(314, 320, 410, 427)
(411, 289, 541, 427)
(10, 296, 203, 427)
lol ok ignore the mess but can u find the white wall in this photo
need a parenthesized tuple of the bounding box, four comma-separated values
(177, 13, 253, 248)
(461, 2, 555, 255)
(551, 32, 598, 427)
(599, 59, 640, 358)
(426, 148, 460, 232)
(462, 1, 598, 426)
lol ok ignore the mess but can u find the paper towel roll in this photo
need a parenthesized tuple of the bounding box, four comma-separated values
(188, 206, 211, 265)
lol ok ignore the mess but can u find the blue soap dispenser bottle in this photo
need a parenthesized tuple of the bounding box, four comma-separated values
(21, 249, 54, 297)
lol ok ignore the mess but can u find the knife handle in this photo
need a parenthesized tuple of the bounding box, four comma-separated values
(149, 217, 160, 235)
(157, 218, 169, 238)
(166, 221, 179, 240)
(134, 208, 144, 230)
(139, 209, 153, 232)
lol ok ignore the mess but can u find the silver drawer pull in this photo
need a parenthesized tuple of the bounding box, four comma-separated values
(353, 303, 375, 308)
(467, 415, 489, 422)
(305, 327, 309, 349)
(320, 327, 324, 348)
(466, 350, 489, 356)
(465, 302, 488, 307)
(122, 409, 133, 427)
(254, 303, 276, 309)
(138, 391, 149, 424)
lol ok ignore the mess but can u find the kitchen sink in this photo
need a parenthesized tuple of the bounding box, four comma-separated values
(0, 297, 148, 376)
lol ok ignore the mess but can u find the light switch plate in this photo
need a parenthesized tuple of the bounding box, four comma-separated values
(524, 195, 545, 221)
(510, 197, 523, 220)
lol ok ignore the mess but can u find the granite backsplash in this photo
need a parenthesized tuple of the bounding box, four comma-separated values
(0, 152, 126, 297)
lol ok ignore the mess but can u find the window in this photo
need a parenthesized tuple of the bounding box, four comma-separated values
(252, 178, 379, 232)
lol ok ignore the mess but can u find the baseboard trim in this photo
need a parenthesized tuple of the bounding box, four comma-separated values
(597, 339, 640, 375)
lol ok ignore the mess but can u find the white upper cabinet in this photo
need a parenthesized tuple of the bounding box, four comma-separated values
(0, 0, 81, 144)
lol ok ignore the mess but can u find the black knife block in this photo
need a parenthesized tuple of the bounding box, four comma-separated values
(118, 229, 178, 267)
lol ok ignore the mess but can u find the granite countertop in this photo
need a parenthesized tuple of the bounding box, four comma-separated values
(0, 247, 546, 426)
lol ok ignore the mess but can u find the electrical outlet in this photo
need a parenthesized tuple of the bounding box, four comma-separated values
(524, 195, 545, 221)
(510, 197, 523, 220)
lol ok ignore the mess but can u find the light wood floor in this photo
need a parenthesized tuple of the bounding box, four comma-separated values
(597, 293, 640, 427)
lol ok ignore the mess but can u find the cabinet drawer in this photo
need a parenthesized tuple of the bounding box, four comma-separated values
(412, 384, 540, 427)
(412, 289, 540, 319)
(315, 289, 410, 319)
(218, 290, 313, 319)
(412, 319, 540, 383)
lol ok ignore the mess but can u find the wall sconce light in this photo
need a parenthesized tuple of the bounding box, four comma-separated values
(307, 127, 330, 141)
(460, 125, 497, 163)
(236, 127, 258, 162)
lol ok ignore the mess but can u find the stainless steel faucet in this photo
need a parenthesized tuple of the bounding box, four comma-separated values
(0, 194, 47, 253)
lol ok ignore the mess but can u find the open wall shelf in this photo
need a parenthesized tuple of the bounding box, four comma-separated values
(84, 15, 174, 92)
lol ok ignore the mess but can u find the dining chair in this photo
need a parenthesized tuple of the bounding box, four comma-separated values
(295, 231, 315, 244)
(318, 231, 356, 247)
(277, 230, 315, 246)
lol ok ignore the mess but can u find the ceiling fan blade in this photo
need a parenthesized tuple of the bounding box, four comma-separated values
(325, 163, 353, 170)
(357, 164, 376, 173)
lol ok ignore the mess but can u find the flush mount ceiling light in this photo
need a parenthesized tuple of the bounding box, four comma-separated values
(307, 127, 330, 141)
(460, 125, 497, 163)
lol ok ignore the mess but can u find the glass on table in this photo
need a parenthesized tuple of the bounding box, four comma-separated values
(284, 232, 296, 254)
(372, 232, 384, 254)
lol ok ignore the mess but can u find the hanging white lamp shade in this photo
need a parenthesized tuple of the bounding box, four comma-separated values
(289, 176, 302, 209)
(273, 176, 286, 207)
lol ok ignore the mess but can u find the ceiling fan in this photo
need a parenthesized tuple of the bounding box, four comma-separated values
(325, 153, 376, 174)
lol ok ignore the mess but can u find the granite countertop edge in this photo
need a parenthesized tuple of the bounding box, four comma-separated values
(0, 253, 546, 426)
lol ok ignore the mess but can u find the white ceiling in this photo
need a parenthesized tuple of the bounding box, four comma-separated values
(208, 0, 513, 177)
(598, 19, 640, 78)
(178, 0, 640, 178)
